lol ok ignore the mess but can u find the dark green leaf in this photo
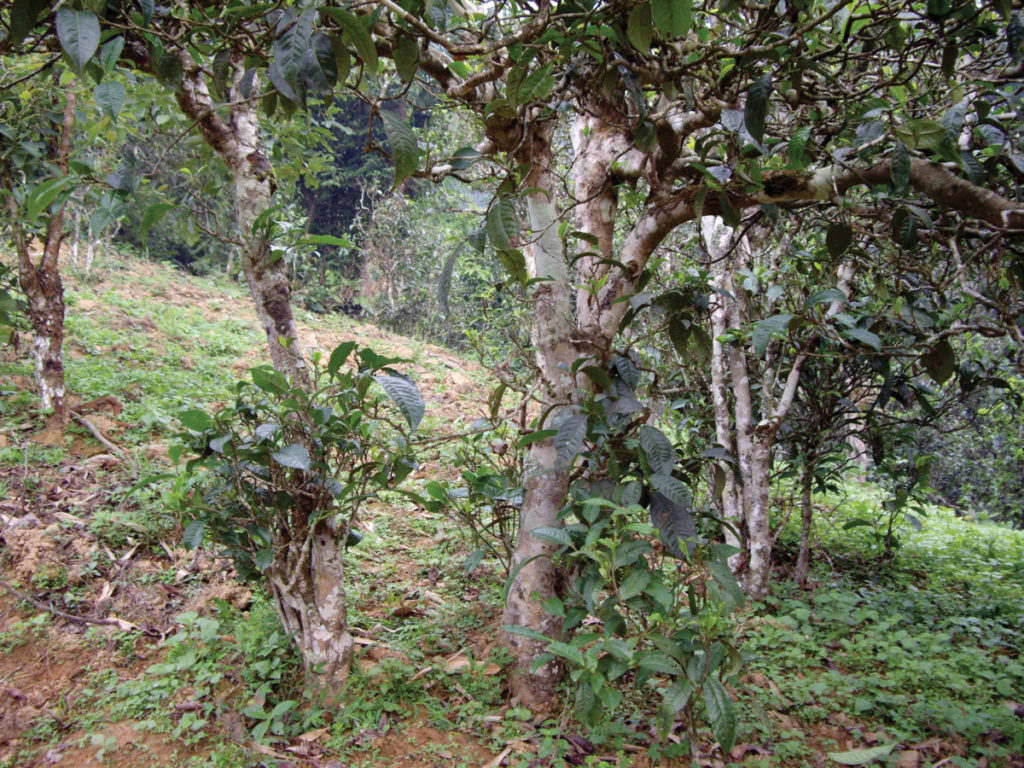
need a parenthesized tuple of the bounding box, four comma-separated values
(486, 198, 520, 250)
(627, 2, 653, 54)
(56, 8, 101, 74)
(496, 248, 529, 287)
(719, 192, 740, 228)
(518, 63, 555, 104)
(26, 176, 75, 222)
(154, 51, 183, 89)
(327, 341, 357, 375)
(704, 677, 737, 753)
(1009, 12, 1024, 60)
(941, 42, 957, 78)
(140, 202, 176, 239)
(251, 366, 290, 394)
(787, 126, 811, 169)
(319, 7, 378, 75)
(94, 81, 126, 121)
(380, 109, 420, 185)
(619, 569, 651, 601)
(921, 339, 955, 385)
(182, 520, 205, 550)
(639, 425, 675, 476)
(553, 409, 587, 469)
(178, 409, 212, 432)
(100, 36, 125, 73)
(649, 490, 697, 559)
(892, 207, 917, 247)
(272, 443, 311, 471)
(254, 548, 273, 571)
(804, 288, 847, 310)
(827, 743, 898, 765)
(844, 327, 882, 351)
(826, 223, 853, 258)
(640, 652, 683, 675)
(663, 678, 693, 715)
(751, 313, 793, 356)
(744, 73, 772, 146)
(298, 32, 339, 98)
(394, 36, 420, 83)
(374, 373, 424, 431)
(9, 0, 47, 47)
(531, 525, 572, 547)
(650, 0, 692, 38)
(138, 0, 155, 25)
(891, 141, 910, 192)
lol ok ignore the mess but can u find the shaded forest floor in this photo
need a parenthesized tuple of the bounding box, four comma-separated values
(0, 250, 1022, 767)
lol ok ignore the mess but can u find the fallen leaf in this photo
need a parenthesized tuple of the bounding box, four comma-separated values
(296, 727, 329, 742)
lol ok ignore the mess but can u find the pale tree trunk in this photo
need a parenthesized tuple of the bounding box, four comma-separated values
(269, 517, 353, 688)
(501, 120, 576, 709)
(794, 459, 816, 587)
(7, 90, 75, 435)
(174, 53, 308, 386)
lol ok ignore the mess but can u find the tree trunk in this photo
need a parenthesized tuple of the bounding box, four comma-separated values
(269, 518, 353, 688)
(8, 89, 75, 434)
(174, 53, 309, 386)
(18, 214, 68, 433)
(795, 461, 815, 588)
(501, 120, 576, 709)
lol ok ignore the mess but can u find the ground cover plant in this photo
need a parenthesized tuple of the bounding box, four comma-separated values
(0, 251, 1021, 768)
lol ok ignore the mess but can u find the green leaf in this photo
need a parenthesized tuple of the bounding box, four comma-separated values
(530, 525, 572, 547)
(662, 678, 694, 715)
(627, 3, 653, 54)
(496, 248, 529, 287)
(327, 341, 357, 375)
(704, 677, 737, 753)
(9, 0, 48, 47)
(253, 548, 273, 572)
(618, 568, 651, 601)
(553, 409, 587, 469)
(251, 366, 290, 394)
(380, 109, 420, 185)
(56, 8, 101, 75)
(921, 339, 955, 385)
(94, 81, 126, 121)
(844, 327, 882, 351)
(486, 198, 520, 250)
(394, 36, 420, 83)
(272, 443, 311, 471)
(99, 36, 125, 74)
(140, 202, 176, 239)
(374, 373, 424, 431)
(518, 63, 555, 104)
(154, 50, 183, 90)
(893, 119, 945, 151)
(826, 223, 853, 258)
(649, 490, 697, 559)
(320, 7, 378, 75)
(640, 652, 684, 675)
(827, 743, 898, 765)
(138, 0, 155, 25)
(273, 8, 315, 92)
(26, 176, 76, 222)
(639, 425, 675, 476)
(709, 556, 746, 610)
(650, 0, 692, 38)
(744, 73, 772, 146)
(891, 141, 910, 192)
(804, 288, 847, 310)
(751, 313, 793, 356)
(182, 520, 205, 550)
(787, 126, 811, 169)
(298, 32, 339, 98)
(892, 207, 917, 247)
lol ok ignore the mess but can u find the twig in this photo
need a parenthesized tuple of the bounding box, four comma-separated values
(69, 412, 126, 459)
(0, 577, 161, 637)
